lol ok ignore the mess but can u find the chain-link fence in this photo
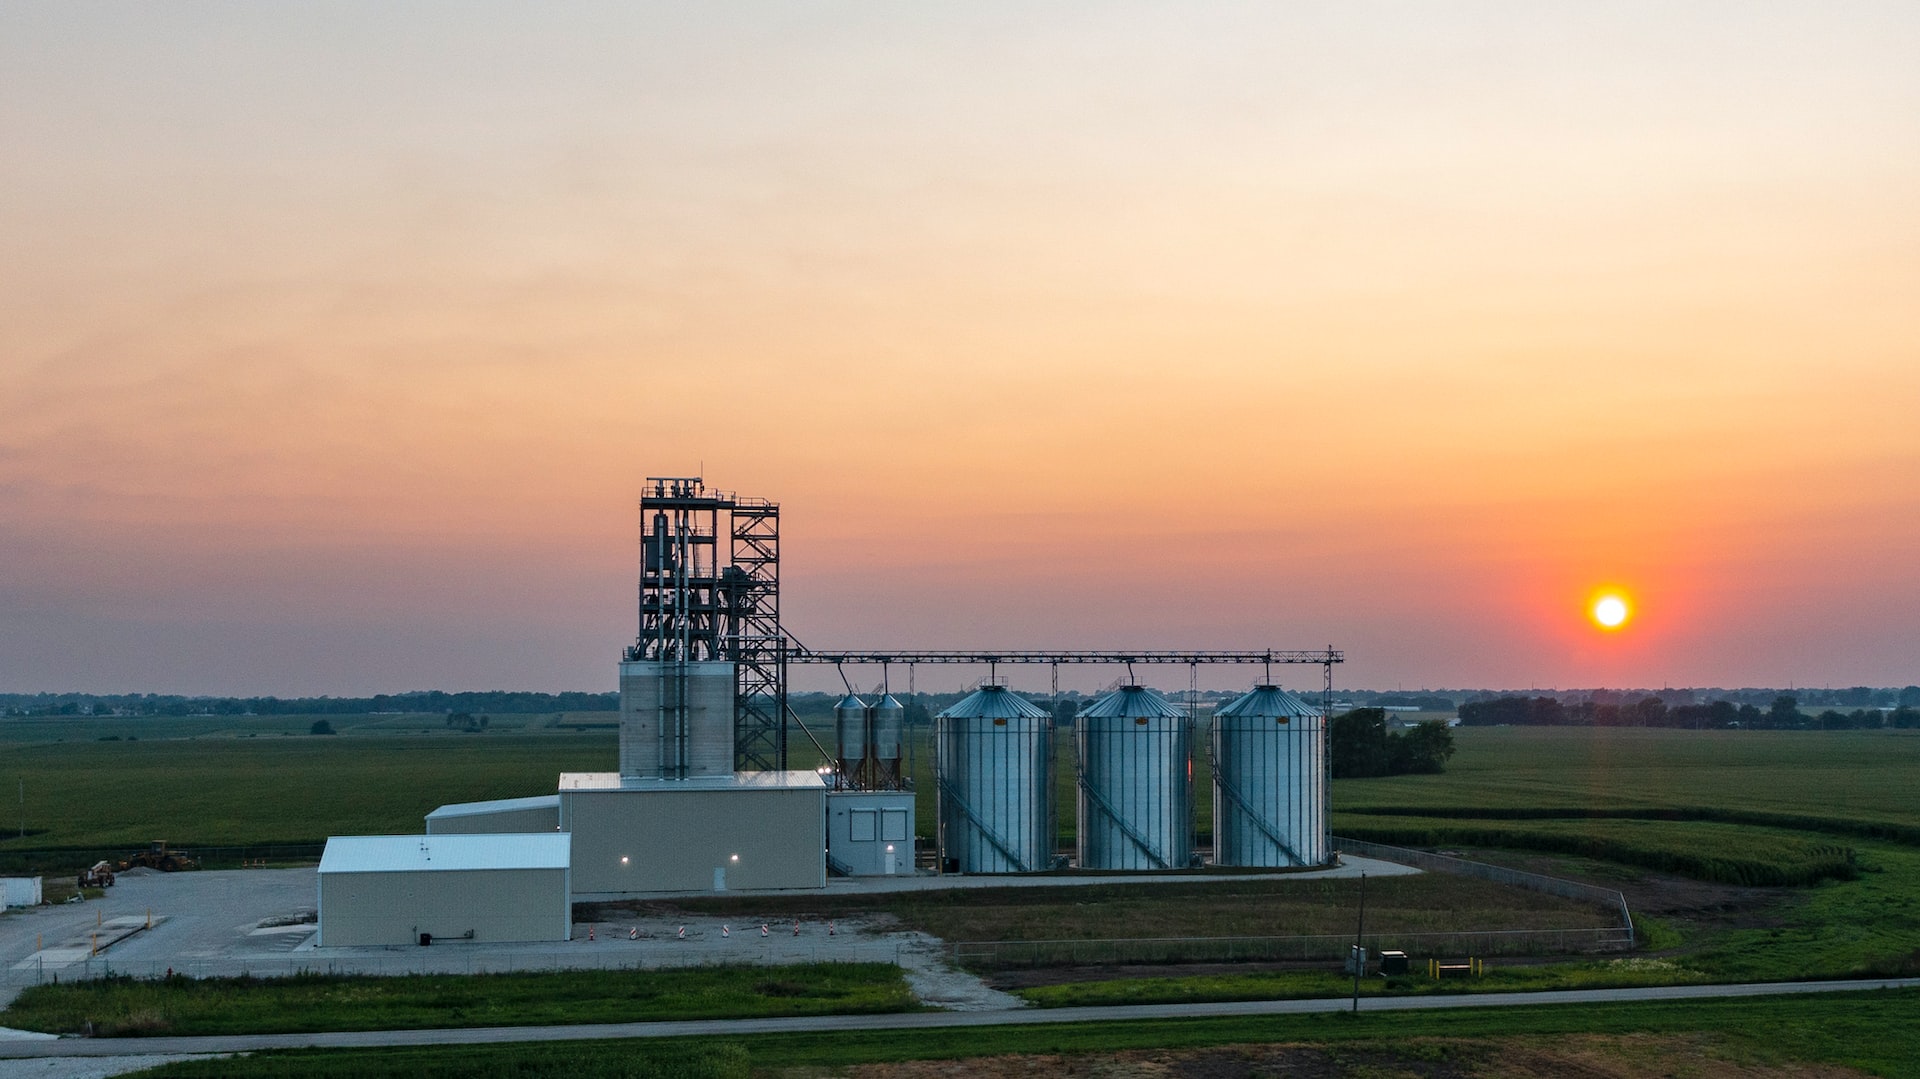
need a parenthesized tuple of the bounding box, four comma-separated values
(947, 926, 1630, 969)
(1334, 837, 1635, 945)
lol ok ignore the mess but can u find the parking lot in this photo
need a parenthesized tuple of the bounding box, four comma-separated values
(0, 866, 999, 1011)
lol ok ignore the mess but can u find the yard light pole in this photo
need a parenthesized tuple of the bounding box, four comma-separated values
(1351, 871, 1367, 1013)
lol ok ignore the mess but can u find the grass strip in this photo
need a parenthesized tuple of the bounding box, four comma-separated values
(134, 988, 1920, 1078)
(0, 963, 917, 1037)
(1015, 955, 1710, 1007)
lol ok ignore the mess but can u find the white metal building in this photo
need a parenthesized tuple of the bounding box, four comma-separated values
(826, 790, 915, 876)
(317, 833, 572, 947)
(425, 795, 561, 834)
(0, 877, 40, 908)
(560, 770, 826, 896)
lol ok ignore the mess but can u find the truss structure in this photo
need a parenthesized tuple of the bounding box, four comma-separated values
(625, 477, 785, 771)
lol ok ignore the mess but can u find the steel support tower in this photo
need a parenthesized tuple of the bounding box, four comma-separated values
(626, 477, 786, 771)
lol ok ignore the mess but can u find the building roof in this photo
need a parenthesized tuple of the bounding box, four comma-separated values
(1079, 685, 1187, 720)
(1215, 685, 1322, 719)
(424, 795, 560, 820)
(557, 770, 826, 792)
(936, 685, 1050, 720)
(318, 833, 571, 874)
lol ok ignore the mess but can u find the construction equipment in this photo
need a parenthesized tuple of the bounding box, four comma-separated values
(77, 861, 116, 888)
(120, 841, 198, 873)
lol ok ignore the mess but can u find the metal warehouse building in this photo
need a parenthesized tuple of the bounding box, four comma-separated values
(317, 833, 572, 947)
(560, 770, 826, 897)
(424, 794, 561, 834)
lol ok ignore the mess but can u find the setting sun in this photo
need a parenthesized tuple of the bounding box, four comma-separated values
(1591, 594, 1631, 630)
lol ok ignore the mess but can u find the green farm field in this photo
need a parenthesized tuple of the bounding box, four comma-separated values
(0, 714, 614, 867)
(1336, 725, 1920, 828)
(1029, 725, 1920, 1005)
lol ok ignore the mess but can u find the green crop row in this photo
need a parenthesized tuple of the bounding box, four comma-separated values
(1341, 803, 1920, 847)
(1333, 815, 1859, 886)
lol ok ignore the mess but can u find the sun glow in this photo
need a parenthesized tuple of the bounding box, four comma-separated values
(1591, 593, 1631, 630)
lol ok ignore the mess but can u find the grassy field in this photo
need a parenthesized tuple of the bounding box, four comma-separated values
(0, 716, 613, 867)
(616, 871, 1614, 943)
(1335, 726, 1920, 826)
(126, 988, 1920, 1078)
(0, 963, 916, 1036)
(1011, 726, 1920, 1004)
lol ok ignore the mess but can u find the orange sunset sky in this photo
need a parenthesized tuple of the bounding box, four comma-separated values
(3, 4, 1917, 696)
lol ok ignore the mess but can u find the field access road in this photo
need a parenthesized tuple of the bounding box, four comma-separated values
(3, 977, 1917, 1064)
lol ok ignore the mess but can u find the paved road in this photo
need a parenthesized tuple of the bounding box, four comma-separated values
(3, 977, 1916, 1062)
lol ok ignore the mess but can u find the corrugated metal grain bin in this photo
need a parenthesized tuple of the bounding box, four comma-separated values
(1076, 686, 1193, 870)
(1211, 685, 1329, 867)
(935, 686, 1055, 873)
(836, 693, 868, 766)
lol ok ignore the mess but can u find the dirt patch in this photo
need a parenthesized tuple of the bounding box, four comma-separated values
(803, 1034, 1869, 1078)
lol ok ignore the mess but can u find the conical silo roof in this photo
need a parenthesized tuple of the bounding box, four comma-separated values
(1079, 685, 1186, 720)
(1215, 685, 1321, 719)
(936, 685, 1050, 720)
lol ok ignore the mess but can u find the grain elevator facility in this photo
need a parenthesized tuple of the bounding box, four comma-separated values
(318, 476, 1344, 947)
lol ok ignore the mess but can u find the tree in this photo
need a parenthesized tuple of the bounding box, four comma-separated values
(1769, 695, 1804, 730)
(1392, 721, 1456, 774)
(1334, 709, 1456, 777)
(1331, 708, 1390, 778)
(1053, 699, 1078, 727)
(309, 719, 335, 735)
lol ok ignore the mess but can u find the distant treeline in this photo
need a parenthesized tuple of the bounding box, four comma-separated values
(1450, 685, 1920, 711)
(1458, 694, 1920, 731)
(0, 690, 618, 717)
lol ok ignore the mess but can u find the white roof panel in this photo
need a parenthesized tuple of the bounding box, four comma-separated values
(425, 795, 560, 820)
(319, 833, 571, 874)
(558, 770, 825, 792)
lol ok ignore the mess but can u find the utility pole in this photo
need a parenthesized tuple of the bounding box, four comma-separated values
(1351, 871, 1367, 1012)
